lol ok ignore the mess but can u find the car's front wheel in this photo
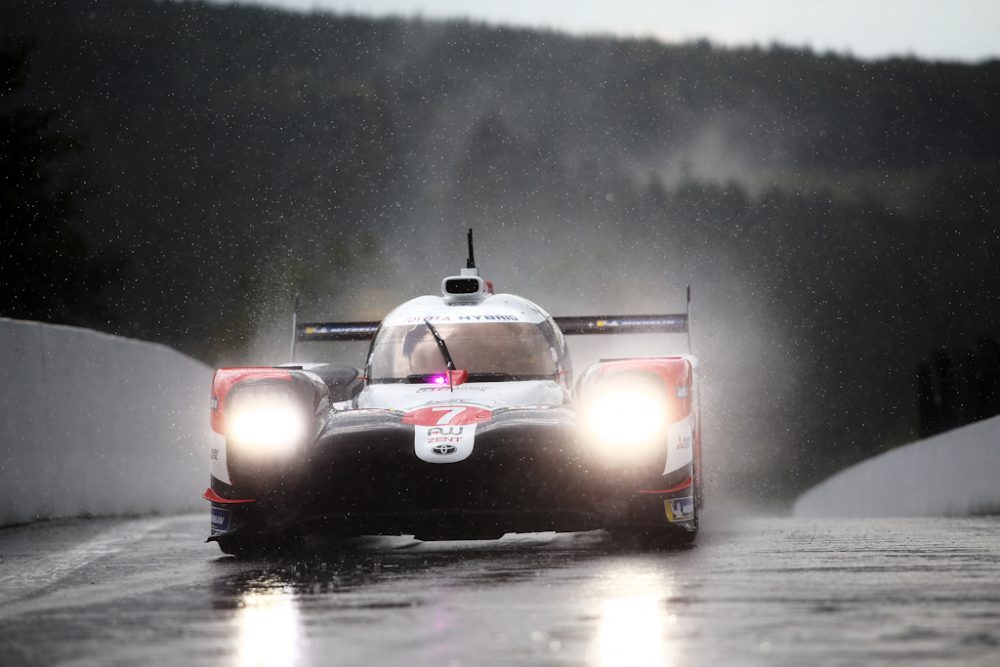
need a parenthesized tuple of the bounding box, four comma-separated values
(215, 532, 304, 558)
(607, 478, 699, 549)
(611, 517, 698, 549)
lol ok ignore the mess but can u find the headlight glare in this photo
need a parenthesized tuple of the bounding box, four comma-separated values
(582, 377, 669, 452)
(226, 386, 309, 455)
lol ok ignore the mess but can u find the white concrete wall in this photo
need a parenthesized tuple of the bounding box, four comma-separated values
(0, 318, 212, 525)
(794, 415, 1000, 518)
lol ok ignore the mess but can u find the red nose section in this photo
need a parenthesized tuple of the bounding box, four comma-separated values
(203, 488, 257, 504)
(210, 367, 293, 434)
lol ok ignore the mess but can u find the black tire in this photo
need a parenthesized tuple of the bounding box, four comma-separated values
(611, 518, 698, 550)
(608, 475, 700, 549)
(216, 532, 304, 558)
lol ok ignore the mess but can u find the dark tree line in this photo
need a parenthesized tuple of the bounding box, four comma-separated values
(0, 39, 121, 326)
(918, 338, 1000, 438)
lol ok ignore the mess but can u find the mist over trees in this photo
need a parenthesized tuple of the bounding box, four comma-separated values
(2, 0, 998, 499)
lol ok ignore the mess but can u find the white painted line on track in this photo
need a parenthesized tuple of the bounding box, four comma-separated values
(0, 517, 172, 607)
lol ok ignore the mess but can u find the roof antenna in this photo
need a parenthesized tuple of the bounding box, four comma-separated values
(289, 293, 300, 363)
(685, 284, 693, 355)
(466, 228, 476, 269)
(461, 228, 481, 279)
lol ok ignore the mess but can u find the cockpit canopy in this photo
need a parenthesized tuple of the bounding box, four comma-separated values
(367, 321, 560, 383)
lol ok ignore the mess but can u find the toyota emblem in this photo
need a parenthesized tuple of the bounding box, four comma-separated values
(431, 443, 457, 455)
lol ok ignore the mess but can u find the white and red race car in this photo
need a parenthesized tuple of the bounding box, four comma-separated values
(205, 234, 703, 554)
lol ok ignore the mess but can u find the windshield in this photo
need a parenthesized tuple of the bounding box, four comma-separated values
(368, 322, 558, 382)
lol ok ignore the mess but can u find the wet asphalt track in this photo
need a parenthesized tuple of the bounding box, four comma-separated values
(2, 513, 1000, 666)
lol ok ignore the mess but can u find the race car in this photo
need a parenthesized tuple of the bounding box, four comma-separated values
(204, 233, 703, 554)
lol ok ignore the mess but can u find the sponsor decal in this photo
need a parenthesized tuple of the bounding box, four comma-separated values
(416, 385, 490, 393)
(664, 496, 695, 523)
(406, 404, 491, 463)
(595, 317, 682, 329)
(400, 315, 454, 323)
(414, 424, 477, 463)
(456, 314, 520, 322)
(397, 314, 522, 324)
(676, 433, 692, 450)
(664, 415, 694, 474)
(210, 507, 232, 535)
(305, 325, 376, 335)
(209, 448, 220, 461)
(676, 386, 689, 399)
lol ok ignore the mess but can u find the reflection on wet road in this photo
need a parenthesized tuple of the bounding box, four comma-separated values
(2, 514, 1000, 665)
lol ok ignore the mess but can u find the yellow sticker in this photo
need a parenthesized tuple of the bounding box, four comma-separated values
(664, 497, 695, 523)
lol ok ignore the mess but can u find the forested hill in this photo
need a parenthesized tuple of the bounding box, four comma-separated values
(3, 0, 999, 498)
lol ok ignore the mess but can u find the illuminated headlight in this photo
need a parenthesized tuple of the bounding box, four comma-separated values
(226, 385, 309, 455)
(582, 377, 669, 452)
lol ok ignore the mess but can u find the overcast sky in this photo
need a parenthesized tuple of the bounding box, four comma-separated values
(220, 0, 1000, 62)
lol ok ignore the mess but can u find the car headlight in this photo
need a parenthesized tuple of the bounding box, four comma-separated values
(226, 384, 309, 455)
(581, 375, 670, 454)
